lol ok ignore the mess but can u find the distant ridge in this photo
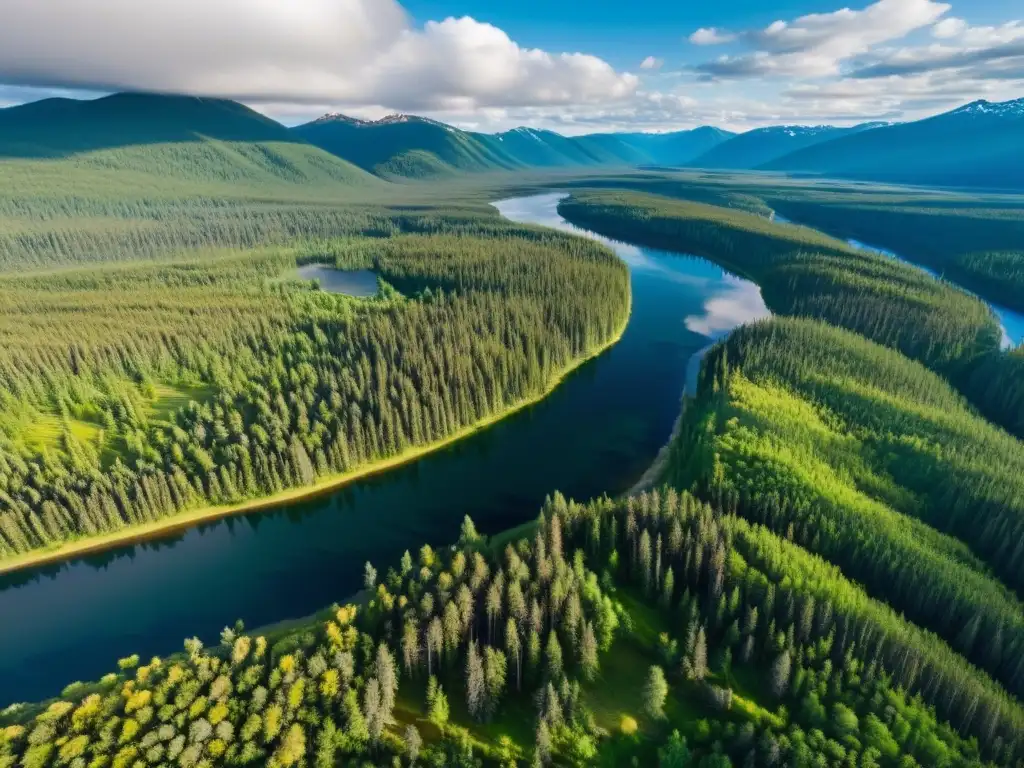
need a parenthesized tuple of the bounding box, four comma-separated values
(2, 92, 1021, 189)
(763, 98, 1024, 188)
(688, 123, 888, 170)
(293, 115, 736, 178)
(0, 93, 295, 156)
(0, 92, 380, 187)
(292, 113, 523, 178)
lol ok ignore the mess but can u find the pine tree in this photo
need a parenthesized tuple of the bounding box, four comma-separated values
(427, 617, 443, 678)
(506, 618, 522, 691)
(405, 725, 422, 766)
(363, 677, 384, 743)
(545, 631, 564, 681)
(527, 630, 542, 682)
(643, 666, 669, 720)
(484, 647, 508, 721)
(363, 561, 377, 591)
(661, 566, 675, 609)
(402, 620, 420, 677)
(459, 515, 480, 547)
(771, 651, 792, 699)
(535, 719, 552, 766)
(466, 642, 486, 722)
(685, 626, 708, 682)
(581, 621, 599, 682)
(375, 643, 398, 722)
(426, 678, 449, 728)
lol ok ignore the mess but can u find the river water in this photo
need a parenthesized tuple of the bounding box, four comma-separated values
(0, 194, 769, 704)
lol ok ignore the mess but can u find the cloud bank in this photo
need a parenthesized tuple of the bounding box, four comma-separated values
(695, 0, 951, 78)
(0, 0, 637, 111)
(0, 0, 1020, 134)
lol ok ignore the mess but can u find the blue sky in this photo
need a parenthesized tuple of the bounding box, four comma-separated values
(401, 0, 1022, 67)
(1, 0, 1022, 133)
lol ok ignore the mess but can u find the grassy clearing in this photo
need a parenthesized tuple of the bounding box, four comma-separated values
(145, 382, 214, 425)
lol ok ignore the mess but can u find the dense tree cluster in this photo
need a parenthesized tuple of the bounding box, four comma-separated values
(3, 493, 1010, 766)
(573, 490, 1019, 765)
(558, 190, 1002, 372)
(766, 199, 1024, 313)
(0, 223, 629, 560)
(666, 318, 1024, 716)
(960, 347, 1024, 439)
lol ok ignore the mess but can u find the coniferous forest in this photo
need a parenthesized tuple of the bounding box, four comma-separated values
(3, 128, 1024, 767)
(0, 224, 629, 560)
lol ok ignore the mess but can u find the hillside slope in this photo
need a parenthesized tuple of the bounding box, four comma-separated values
(296, 113, 736, 177)
(293, 114, 524, 178)
(690, 123, 885, 170)
(0, 93, 380, 188)
(611, 126, 736, 165)
(764, 98, 1024, 188)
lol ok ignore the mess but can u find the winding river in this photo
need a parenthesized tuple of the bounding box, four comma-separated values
(0, 194, 770, 703)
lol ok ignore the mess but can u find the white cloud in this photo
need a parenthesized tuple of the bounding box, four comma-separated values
(932, 17, 967, 39)
(689, 28, 736, 46)
(1, 0, 1020, 136)
(851, 20, 1024, 79)
(696, 0, 951, 78)
(0, 0, 637, 112)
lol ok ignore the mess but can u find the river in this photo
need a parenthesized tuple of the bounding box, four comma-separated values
(0, 194, 769, 704)
(772, 212, 1024, 348)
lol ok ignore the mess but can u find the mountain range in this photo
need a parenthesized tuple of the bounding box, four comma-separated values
(762, 99, 1024, 188)
(1, 92, 1022, 190)
(292, 114, 737, 178)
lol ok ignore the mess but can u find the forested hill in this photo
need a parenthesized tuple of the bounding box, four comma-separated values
(293, 116, 736, 178)
(0, 93, 297, 157)
(556, 190, 1002, 372)
(0, 93, 381, 189)
(291, 115, 525, 178)
(5, 91, 1022, 188)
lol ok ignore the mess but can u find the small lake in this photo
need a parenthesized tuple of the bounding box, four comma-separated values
(0, 194, 768, 704)
(293, 265, 378, 297)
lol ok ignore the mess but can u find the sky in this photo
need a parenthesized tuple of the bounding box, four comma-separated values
(0, 0, 1022, 134)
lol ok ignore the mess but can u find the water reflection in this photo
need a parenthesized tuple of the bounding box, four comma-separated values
(293, 265, 379, 297)
(687, 276, 770, 338)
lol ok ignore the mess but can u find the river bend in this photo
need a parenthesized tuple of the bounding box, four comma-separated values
(0, 194, 769, 703)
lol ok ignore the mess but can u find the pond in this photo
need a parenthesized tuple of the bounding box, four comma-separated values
(0, 194, 769, 703)
(293, 265, 378, 297)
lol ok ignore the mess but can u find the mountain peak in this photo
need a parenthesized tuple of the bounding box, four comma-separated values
(949, 98, 1024, 118)
(309, 112, 364, 126)
(308, 112, 452, 130)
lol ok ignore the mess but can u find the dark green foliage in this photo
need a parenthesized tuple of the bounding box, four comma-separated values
(960, 347, 1024, 438)
(3, 492, 1005, 767)
(577, 490, 1020, 765)
(669, 317, 1024, 705)
(0, 223, 629, 561)
(558, 189, 1002, 372)
(766, 198, 1024, 312)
